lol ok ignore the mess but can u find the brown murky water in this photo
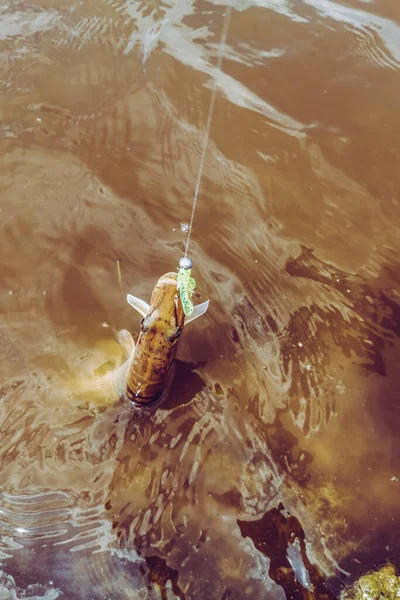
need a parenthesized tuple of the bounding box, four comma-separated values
(1, 0, 400, 598)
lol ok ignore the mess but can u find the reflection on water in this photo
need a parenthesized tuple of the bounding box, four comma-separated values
(1, 0, 400, 598)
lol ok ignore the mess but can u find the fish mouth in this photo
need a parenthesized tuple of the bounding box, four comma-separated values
(126, 393, 166, 413)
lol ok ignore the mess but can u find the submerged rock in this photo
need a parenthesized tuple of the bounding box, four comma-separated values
(341, 564, 400, 600)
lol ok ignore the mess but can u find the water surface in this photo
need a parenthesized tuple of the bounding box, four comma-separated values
(1, 0, 400, 598)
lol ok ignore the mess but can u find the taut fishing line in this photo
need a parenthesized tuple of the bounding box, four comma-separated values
(183, 6, 232, 259)
(177, 7, 231, 316)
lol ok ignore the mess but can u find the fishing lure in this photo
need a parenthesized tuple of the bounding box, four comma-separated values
(177, 257, 196, 317)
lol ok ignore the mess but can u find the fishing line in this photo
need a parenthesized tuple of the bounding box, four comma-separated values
(183, 6, 232, 259)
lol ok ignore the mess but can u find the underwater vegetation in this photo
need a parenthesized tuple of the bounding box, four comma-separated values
(341, 564, 400, 600)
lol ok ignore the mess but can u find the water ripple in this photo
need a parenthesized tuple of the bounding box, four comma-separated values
(303, 0, 400, 69)
(1, 0, 400, 597)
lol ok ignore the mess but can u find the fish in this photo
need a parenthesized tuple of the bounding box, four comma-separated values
(117, 271, 209, 409)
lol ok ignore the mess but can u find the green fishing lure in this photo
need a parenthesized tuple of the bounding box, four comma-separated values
(177, 267, 196, 316)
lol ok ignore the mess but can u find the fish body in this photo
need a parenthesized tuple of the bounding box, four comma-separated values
(119, 271, 209, 408)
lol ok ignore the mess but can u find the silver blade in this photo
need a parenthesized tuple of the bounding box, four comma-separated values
(185, 300, 209, 324)
(127, 294, 150, 318)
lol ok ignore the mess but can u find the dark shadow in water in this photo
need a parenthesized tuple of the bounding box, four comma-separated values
(145, 555, 186, 600)
(238, 503, 335, 600)
(162, 359, 207, 411)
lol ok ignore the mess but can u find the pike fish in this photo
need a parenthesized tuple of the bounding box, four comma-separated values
(117, 271, 209, 409)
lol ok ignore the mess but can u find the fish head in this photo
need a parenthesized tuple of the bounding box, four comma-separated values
(126, 272, 210, 340)
(146, 272, 185, 344)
